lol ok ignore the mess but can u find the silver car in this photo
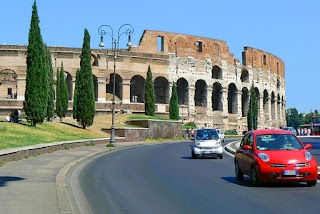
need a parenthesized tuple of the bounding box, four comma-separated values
(191, 128, 223, 159)
(282, 127, 297, 135)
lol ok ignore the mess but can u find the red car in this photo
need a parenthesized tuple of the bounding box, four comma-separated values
(234, 129, 318, 186)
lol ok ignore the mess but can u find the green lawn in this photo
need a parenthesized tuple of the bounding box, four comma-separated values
(0, 121, 106, 150)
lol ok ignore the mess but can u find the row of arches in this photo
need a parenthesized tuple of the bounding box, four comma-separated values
(0, 69, 285, 119)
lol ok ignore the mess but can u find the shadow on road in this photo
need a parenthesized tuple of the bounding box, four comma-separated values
(222, 176, 313, 188)
(0, 176, 25, 187)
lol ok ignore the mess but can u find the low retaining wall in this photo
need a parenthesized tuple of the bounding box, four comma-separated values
(102, 119, 184, 141)
(0, 138, 117, 163)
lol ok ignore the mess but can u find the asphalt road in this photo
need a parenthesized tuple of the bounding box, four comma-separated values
(299, 136, 320, 166)
(71, 140, 320, 214)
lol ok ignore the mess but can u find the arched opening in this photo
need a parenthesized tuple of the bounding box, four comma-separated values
(0, 69, 17, 99)
(228, 83, 238, 114)
(65, 72, 73, 100)
(271, 92, 276, 119)
(240, 69, 249, 83)
(242, 87, 249, 117)
(177, 78, 189, 105)
(195, 79, 207, 106)
(212, 82, 223, 111)
(154, 76, 169, 104)
(263, 90, 269, 115)
(130, 75, 145, 103)
(107, 73, 123, 101)
(212, 65, 222, 79)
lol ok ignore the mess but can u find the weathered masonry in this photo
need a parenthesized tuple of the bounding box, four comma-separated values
(0, 30, 286, 133)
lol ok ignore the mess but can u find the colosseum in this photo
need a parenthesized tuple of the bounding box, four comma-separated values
(0, 30, 286, 133)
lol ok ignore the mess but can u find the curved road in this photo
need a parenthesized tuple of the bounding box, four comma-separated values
(69, 140, 320, 214)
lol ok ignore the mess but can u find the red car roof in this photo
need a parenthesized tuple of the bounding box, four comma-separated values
(247, 129, 293, 136)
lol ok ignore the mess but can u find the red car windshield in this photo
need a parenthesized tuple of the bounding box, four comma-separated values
(256, 134, 304, 150)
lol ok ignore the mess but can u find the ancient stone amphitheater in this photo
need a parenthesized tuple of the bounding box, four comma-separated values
(0, 30, 286, 133)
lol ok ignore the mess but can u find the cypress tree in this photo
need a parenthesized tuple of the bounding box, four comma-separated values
(247, 83, 259, 130)
(56, 63, 68, 121)
(24, 0, 48, 127)
(144, 65, 155, 116)
(46, 46, 55, 121)
(76, 29, 95, 129)
(169, 81, 179, 120)
(73, 69, 80, 121)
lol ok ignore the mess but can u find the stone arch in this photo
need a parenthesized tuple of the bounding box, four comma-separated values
(228, 83, 238, 114)
(212, 82, 223, 111)
(91, 53, 99, 66)
(107, 73, 123, 101)
(240, 69, 249, 83)
(212, 65, 222, 79)
(0, 69, 17, 99)
(195, 79, 207, 106)
(65, 71, 73, 100)
(154, 76, 169, 104)
(242, 87, 249, 117)
(177, 78, 188, 105)
(130, 75, 145, 103)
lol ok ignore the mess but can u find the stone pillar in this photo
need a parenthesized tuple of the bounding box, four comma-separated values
(121, 79, 131, 104)
(188, 84, 195, 116)
(97, 77, 106, 102)
(237, 91, 242, 116)
(16, 74, 26, 100)
(221, 87, 228, 116)
(258, 95, 264, 127)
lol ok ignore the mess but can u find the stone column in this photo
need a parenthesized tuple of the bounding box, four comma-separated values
(97, 77, 106, 102)
(188, 84, 195, 116)
(16, 74, 26, 100)
(121, 79, 131, 104)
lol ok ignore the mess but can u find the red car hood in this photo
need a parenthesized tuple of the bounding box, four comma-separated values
(259, 150, 308, 164)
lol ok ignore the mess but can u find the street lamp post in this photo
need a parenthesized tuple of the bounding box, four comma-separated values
(98, 24, 134, 145)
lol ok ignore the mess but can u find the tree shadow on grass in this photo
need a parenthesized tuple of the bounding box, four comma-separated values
(0, 176, 25, 187)
(60, 121, 82, 129)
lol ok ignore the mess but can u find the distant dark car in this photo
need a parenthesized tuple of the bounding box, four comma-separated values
(234, 129, 318, 186)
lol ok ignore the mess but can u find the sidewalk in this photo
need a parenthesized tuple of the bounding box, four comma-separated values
(0, 140, 158, 214)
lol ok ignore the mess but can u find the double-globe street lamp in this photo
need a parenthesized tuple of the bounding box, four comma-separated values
(98, 24, 134, 145)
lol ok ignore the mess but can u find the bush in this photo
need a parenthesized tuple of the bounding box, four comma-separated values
(225, 129, 238, 135)
(182, 122, 197, 130)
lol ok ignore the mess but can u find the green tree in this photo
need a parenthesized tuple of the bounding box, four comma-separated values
(144, 65, 155, 116)
(56, 63, 68, 121)
(75, 29, 95, 129)
(247, 84, 258, 130)
(73, 69, 80, 121)
(24, 0, 48, 127)
(169, 81, 179, 120)
(46, 46, 55, 121)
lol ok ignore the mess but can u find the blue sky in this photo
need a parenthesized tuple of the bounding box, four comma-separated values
(1, 0, 319, 113)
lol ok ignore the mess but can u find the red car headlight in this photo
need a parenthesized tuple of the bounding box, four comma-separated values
(305, 151, 312, 161)
(258, 153, 270, 162)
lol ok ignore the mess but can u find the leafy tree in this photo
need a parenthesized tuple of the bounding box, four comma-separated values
(144, 65, 155, 116)
(247, 84, 258, 130)
(169, 81, 179, 120)
(74, 29, 95, 129)
(56, 63, 68, 121)
(46, 46, 55, 121)
(73, 69, 80, 120)
(24, 0, 48, 127)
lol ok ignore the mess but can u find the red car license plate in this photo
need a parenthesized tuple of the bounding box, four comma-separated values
(283, 170, 297, 176)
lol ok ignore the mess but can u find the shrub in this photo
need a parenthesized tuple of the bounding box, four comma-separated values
(225, 129, 238, 135)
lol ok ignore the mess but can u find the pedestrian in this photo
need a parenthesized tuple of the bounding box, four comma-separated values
(186, 127, 190, 139)
(191, 128, 195, 139)
(297, 128, 300, 136)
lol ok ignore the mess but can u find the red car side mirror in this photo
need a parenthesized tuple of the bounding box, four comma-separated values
(304, 144, 312, 149)
(243, 145, 252, 150)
